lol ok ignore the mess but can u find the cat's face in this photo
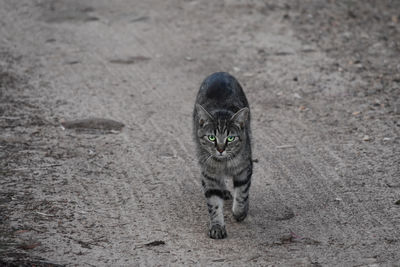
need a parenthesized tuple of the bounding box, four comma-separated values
(195, 104, 249, 160)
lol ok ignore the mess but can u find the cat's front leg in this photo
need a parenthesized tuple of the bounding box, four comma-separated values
(201, 172, 227, 239)
(232, 161, 252, 221)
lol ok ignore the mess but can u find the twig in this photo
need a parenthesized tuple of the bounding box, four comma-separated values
(247, 254, 261, 262)
(31, 227, 46, 233)
(289, 229, 302, 239)
(69, 236, 108, 249)
(135, 240, 166, 249)
(386, 183, 400, 188)
(145, 240, 165, 247)
(35, 211, 54, 217)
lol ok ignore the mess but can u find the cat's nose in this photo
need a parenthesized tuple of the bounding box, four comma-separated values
(217, 147, 224, 153)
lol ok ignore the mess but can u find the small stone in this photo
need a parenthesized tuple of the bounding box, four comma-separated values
(383, 137, 391, 141)
(243, 72, 254, 77)
(343, 31, 352, 39)
(395, 200, 400, 205)
(363, 135, 371, 141)
(233, 67, 241, 72)
(293, 93, 302, 99)
(334, 197, 342, 202)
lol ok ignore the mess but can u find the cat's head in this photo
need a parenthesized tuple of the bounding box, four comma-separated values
(195, 104, 249, 160)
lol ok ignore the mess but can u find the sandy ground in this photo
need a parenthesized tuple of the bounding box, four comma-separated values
(1, 0, 399, 266)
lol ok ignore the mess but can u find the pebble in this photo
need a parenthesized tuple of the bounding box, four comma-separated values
(334, 197, 342, 202)
(299, 105, 306, 111)
(293, 93, 302, 99)
(243, 72, 254, 77)
(363, 135, 371, 141)
(233, 67, 241, 72)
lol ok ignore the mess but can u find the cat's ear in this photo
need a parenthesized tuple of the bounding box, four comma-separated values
(195, 104, 213, 127)
(230, 107, 249, 129)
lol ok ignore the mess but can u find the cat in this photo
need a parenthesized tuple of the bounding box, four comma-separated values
(193, 72, 252, 239)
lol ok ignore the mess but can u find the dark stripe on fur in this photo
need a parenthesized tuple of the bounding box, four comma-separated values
(242, 180, 251, 193)
(236, 195, 249, 203)
(233, 174, 251, 187)
(236, 163, 251, 177)
(202, 172, 218, 183)
(205, 189, 224, 198)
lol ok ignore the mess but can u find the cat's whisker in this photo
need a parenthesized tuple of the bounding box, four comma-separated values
(205, 155, 212, 165)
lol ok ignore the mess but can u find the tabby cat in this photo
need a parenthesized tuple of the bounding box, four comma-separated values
(193, 72, 252, 239)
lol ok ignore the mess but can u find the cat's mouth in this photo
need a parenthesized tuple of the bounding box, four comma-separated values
(214, 151, 228, 160)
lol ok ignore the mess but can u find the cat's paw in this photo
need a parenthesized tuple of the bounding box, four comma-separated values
(233, 203, 249, 222)
(233, 210, 248, 222)
(208, 225, 227, 239)
(222, 190, 233, 200)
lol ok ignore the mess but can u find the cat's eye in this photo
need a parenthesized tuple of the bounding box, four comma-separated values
(208, 135, 216, 141)
(227, 136, 235, 142)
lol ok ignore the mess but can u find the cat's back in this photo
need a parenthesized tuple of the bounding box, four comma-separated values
(195, 72, 249, 112)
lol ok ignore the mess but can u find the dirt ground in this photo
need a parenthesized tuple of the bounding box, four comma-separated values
(1, 0, 399, 266)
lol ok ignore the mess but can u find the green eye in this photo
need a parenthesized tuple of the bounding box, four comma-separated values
(208, 135, 216, 141)
(227, 136, 235, 142)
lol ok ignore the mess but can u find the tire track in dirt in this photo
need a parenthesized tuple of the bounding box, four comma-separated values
(34, 0, 356, 264)
(5, 5, 179, 260)
(267, 109, 399, 260)
(80, 3, 226, 248)
(59, 8, 210, 260)
(283, 107, 398, 226)
(94, 1, 312, 264)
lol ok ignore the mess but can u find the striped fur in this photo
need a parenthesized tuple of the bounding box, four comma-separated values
(193, 72, 252, 239)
